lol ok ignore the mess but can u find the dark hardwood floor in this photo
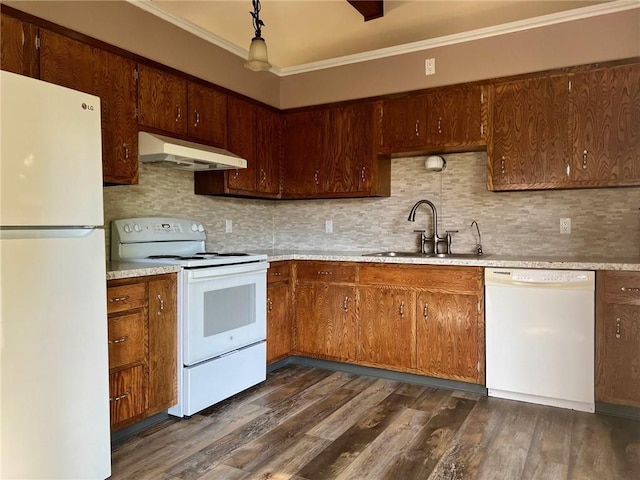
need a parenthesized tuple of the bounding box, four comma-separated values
(111, 365, 640, 479)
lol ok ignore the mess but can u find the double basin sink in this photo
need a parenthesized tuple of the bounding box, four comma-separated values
(365, 251, 486, 259)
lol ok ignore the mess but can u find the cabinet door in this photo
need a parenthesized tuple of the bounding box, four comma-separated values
(283, 109, 330, 196)
(256, 106, 283, 195)
(39, 29, 98, 95)
(380, 95, 428, 153)
(187, 82, 227, 147)
(426, 86, 484, 149)
(294, 284, 357, 361)
(489, 75, 569, 189)
(227, 96, 257, 192)
(109, 365, 145, 427)
(138, 64, 187, 135)
(359, 287, 416, 369)
(1, 14, 39, 77)
(596, 304, 640, 407)
(147, 275, 178, 413)
(416, 291, 479, 383)
(99, 52, 138, 185)
(569, 65, 640, 185)
(327, 102, 376, 194)
(267, 283, 291, 363)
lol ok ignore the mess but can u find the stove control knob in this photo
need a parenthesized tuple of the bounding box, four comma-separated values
(191, 223, 198, 232)
(197, 224, 205, 232)
(123, 224, 132, 234)
(133, 223, 142, 232)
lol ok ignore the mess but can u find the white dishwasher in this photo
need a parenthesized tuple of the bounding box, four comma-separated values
(485, 268, 595, 413)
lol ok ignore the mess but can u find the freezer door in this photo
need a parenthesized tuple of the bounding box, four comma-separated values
(0, 71, 103, 227)
(0, 228, 111, 479)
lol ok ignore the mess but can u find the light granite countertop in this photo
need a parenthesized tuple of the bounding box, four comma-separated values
(106, 251, 640, 280)
(258, 250, 640, 272)
(106, 262, 181, 281)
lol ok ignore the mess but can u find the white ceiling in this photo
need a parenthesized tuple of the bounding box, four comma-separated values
(135, 0, 627, 73)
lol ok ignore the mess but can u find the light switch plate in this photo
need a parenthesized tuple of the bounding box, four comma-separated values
(560, 218, 571, 234)
(325, 220, 333, 234)
(225, 219, 232, 233)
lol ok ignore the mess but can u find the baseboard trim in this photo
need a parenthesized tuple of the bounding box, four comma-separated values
(269, 355, 487, 395)
(110, 411, 171, 446)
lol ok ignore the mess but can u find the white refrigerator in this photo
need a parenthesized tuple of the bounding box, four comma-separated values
(0, 71, 111, 478)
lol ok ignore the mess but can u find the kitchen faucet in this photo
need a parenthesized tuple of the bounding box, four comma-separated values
(471, 220, 483, 256)
(407, 199, 448, 254)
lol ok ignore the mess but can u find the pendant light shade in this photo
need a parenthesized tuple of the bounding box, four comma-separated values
(244, 0, 271, 72)
(245, 37, 271, 71)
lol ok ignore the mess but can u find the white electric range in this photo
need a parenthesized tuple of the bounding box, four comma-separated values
(111, 217, 268, 417)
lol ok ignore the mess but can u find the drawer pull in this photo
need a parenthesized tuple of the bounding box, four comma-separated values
(317, 271, 333, 275)
(616, 317, 621, 339)
(272, 272, 282, 276)
(108, 335, 129, 345)
(399, 301, 405, 318)
(621, 287, 640, 293)
(157, 294, 164, 315)
(109, 296, 129, 303)
(110, 392, 129, 402)
(343, 296, 349, 312)
(423, 304, 429, 320)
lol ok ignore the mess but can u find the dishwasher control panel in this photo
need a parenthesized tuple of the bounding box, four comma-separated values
(485, 268, 595, 289)
(511, 271, 590, 283)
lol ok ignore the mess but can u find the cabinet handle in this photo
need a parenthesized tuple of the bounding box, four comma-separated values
(123, 143, 130, 160)
(566, 164, 571, 177)
(157, 294, 164, 316)
(343, 296, 349, 312)
(399, 301, 405, 318)
(268, 298, 273, 312)
(176, 106, 182, 122)
(616, 317, 621, 339)
(314, 170, 319, 185)
(582, 149, 588, 169)
(423, 304, 428, 320)
(272, 272, 282, 276)
(110, 392, 129, 402)
(108, 295, 129, 303)
(194, 110, 200, 127)
(108, 335, 129, 345)
(361, 166, 366, 183)
(500, 156, 506, 174)
(261, 169, 267, 185)
(415, 120, 420, 136)
(621, 287, 640, 293)
(317, 271, 333, 275)
(437, 117, 442, 134)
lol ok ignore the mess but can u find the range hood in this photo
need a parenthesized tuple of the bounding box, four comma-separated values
(138, 132, 247, 171)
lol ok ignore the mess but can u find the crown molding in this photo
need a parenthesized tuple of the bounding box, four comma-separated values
(128, 0, 638, 78)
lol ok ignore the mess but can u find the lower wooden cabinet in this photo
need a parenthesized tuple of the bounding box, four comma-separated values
(106, 273, 177, 431)
(596, 271, 640, 407)
(267, 262, 293, 363)
(292, 261, 485, 384)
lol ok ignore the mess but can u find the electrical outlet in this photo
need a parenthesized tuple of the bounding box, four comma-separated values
(425, 58, 436, 75)
(225, 219, 232, 233)
(560, 218, 571, 234)
(325, 220, 333, 234)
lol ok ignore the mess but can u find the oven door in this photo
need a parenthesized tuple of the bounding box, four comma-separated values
(182, 262, 267, 366)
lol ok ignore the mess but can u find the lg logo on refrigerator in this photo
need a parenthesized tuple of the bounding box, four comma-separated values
(81, 103, 95, 111)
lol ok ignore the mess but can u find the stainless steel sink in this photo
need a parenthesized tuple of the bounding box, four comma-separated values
(365, 251, 486, 259)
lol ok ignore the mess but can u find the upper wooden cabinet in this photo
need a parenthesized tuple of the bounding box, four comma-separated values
(379, 94, 428, 154)
(39, 29, 138, 185)
(138, 64, 188, 136)
(488, 63, 640, 191)
(488, 74, 570, 190)
(187, 82, 227, 147)
(194, 99, 283, 198)
(569, 64, 640, 186)
(426, 85, 486, 150)
(1, 13, 39, 78)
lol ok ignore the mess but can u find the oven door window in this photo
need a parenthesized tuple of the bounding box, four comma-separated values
(185, 268, 266, 366)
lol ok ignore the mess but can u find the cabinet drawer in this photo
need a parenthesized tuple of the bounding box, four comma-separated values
(296, 261, 358, 283)
(268, 262, 291, 283)
(359, 264, 482, 293)
(107, 283, 146, 314)
(108, 312, 145, 369)
(603, 271, 640, 305)
(109, 365, 145, 426)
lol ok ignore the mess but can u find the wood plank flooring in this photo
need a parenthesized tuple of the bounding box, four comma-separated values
(111, 365, 640, 480)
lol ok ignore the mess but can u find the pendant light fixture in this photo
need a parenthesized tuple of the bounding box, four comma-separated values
(244, 0, 272, 72)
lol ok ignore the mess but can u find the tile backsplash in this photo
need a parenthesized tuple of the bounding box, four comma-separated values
(104, 153, 640, 260)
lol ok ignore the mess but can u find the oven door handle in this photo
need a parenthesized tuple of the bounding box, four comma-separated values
(187, 262, 268, 280)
